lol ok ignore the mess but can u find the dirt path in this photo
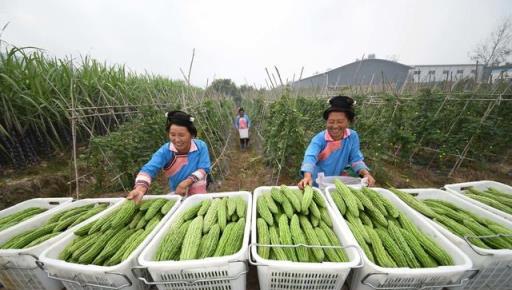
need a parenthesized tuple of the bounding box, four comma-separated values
(215, 131, 273, 193)
(212, 126, 298, 195)
(209, 131, 269, 290)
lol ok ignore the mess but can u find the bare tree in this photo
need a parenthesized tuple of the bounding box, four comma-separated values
(470, 17, 512, 66)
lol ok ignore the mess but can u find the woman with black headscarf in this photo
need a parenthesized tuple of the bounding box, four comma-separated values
(127, 111, 211, 202)
(298, 96, 375, 189)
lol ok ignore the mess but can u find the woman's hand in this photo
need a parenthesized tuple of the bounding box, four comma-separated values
(176, 178, 194, 196)
(127, 186, 146, 203)
(360, 170, 376, 187)
(365, 174, 376, 187)
(298, 173, 313, 189)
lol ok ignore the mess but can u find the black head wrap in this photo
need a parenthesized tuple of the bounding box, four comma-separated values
(323, 95, 356, 121)
(165, 111, 197, 137)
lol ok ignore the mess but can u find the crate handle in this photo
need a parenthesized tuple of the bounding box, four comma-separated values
(0, 253, 39, 270)
(361, 269, 479, 289)
(360, 269, 480, 289)
(167, 191, 189, 201)
(178, 259, 247, 275)
(132, 261, 248, 285)
(165, 190, 190, 200)
(248, 243, 364, 267)
(45, 272, 131, 289)
(131, 260, 247, 276)
(37, 261, 132, 290)
(462, 233, 512, 256)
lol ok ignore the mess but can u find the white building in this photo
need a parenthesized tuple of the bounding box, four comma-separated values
(489, 66, 512, 82)
(408, 64, 485, 83)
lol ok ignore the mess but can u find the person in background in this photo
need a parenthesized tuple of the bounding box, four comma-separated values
(298, 95, 376, 189)
(127, 111, 211, 203)
(234, 107, 251, 150)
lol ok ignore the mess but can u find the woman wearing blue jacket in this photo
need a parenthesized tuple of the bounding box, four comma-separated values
(127, 111, 211, 202)
(298, 96, 375, 189)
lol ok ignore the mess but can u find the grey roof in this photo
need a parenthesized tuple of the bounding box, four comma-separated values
(411, 64, 482, 67)
(293, 58, 412, 88)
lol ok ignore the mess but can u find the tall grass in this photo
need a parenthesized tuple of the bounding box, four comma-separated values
(0, 45, 189, 169)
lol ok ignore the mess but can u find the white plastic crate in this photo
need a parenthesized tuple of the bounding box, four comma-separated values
(38, 195, 181, 290)
(0, 197, 122, 290)
(0, 197, 73, 235)
(137, 191, 252, 290)
(400, 188, 512, 290)
(444, 180, 512, 221)
(316, 172, 364, 191)
(250, 186, 362, 290)
(324, 186, 474, 290)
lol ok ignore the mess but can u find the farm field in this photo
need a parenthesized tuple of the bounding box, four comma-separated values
(1, 18, 512, 289)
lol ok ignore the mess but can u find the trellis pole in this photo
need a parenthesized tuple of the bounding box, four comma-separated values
(70, 66, 80, 199)
(408, 93, 450, 164)
(448, 83, 511, 176)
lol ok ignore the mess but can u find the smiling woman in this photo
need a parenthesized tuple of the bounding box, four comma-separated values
(127, 111, 211, 202)
(298, 96, 375, 188)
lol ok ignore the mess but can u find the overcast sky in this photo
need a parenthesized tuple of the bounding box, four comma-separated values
(0, 0, 510, 88)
